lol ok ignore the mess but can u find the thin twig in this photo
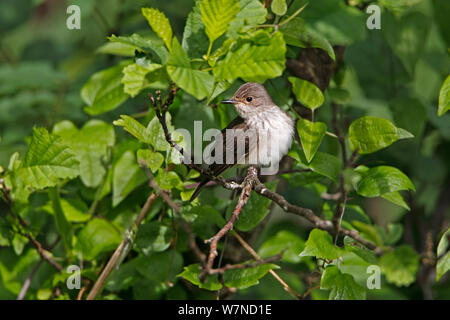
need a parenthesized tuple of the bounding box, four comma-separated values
(86, 192, 159, 300)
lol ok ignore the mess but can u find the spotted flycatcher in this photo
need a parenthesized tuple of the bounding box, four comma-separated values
(190, 82, 294, 201)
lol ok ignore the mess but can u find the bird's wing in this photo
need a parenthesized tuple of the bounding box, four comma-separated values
(190, 116, 251, 201)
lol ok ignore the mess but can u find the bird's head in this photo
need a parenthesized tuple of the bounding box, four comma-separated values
(221, 82, 274, 118)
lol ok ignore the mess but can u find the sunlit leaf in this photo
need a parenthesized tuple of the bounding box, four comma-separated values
(289, 77, 324, 110)
(297, 117, 327, 163)
(141, 8, 173, 51)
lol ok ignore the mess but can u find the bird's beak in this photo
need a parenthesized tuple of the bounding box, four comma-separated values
(221, 99, 238, 104)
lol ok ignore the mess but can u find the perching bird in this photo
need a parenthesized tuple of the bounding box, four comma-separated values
(190, 82, 294, 201)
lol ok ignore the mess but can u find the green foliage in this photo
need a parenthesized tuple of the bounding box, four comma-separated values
(289, 77, 324, 110)
(379, 246, 419, 287)
(348, 116, 413, 154)
(320, 266, 366, 300)
(297, 117, 327, 163)
(299, 229, 344, 260)
(438, 75, 450, 116)
(0, 0, 448, 301)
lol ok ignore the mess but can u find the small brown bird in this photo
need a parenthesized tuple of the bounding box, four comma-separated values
(190, 82, 294, 201)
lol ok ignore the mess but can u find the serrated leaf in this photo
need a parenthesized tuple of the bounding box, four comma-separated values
(178, 264, 222, 291)
(155, 169, 183, 191)
(213, 31, 286, 83)
(271, 0, 287, 16)
(182, 0, 209, 59)
(113, 151, 147, 207)
(297, 117, 327, 163)
(356, 166, 415, 198)
(320, 265, 366, 300)
(348, 116, 414, 154)
(299, 229, 343, 260)
(77, 218, 122, 260)
(258, 230, 305, 263)
(137, 149, 164, 173)
(438, 75, 450, 117)
(108, 34, 169, 63)
(227, 0, 267, 38)
(54, 120, 114, 188)
(81, 62, 131, 115)
(136, 221, 173, 254)
(223, 263, 279, 289)
(200, 0, 240, 43)
(14, 127, 79, 192)
(167, 38, 214, 100)
(379, 245, 419, 287)
(121, 62, 162, 97)
(289, 76, 324, 111)
(146, 113, 174, 151)
(141, 8, 173, 51)
(113, 115, 152, 144)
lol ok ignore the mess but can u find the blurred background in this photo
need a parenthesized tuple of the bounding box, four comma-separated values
(0, 0, 449, 299)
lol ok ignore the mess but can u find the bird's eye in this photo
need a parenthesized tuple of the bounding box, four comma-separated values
(246, 97, 253, 102)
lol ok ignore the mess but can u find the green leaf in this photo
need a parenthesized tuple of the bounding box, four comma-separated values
(297, 151, 341, 183)
(233, 181, 277, 232)
(356, 166, 415, 198)
(379, 245, 419, 287)
(178, 264, 222, 291)
(437, 228, 450, 257)
(384, 11, 430, 75)
(137, 149, 164, 173)
(113, 151, 147, 207)
(200, 0, 240, 43)
(320, 266, 366, 300)
(77, 218, 122, 260)
(136, 222, 173, 254)
(121, 62, 162, 97)
(81, 62, 131, 115)
(167, 38, 214, 100)
(113, 115, 152, 144)
(297, 117, 327, 163)
(280, 17, 335, 61)
(299, 229, 343, 260)
(381, 191, 410, 211)
(348, 116, 414, 154)
(182, 0, 209, 59)
(437, 252, 450, 281)
(108, 34, 169, 63)
(213, 31, 286, 83)
(49, 187, 73, 252)
(223, 263, 279, 289)
(135, 250, 183, 283)
(438, 75, 450, 117)
(351, 221, 384, 247)
(45, 197, 90, 223)
(155, 169, 183, 190)
(271, 0, 287, 16)
(289, 77, 324, 110)
(227, 0, 267, 38)
(54, 120, 115, 188)
(141, 8, 173, 51)
(258, 230, 305, 263)
(14, 127, 79, 192)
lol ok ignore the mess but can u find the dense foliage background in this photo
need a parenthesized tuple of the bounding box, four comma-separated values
(0, 0, 449, 300)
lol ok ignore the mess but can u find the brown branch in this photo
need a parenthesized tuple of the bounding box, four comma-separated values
(86, 192, 159, 300)
(208, 252, 283, 275)
(17, 237, 61, 300)
(201, 167, 257, 278)
(0, 182, 64, 272)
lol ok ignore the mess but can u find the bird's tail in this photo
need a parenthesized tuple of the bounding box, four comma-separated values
(189, 178, 209, 202)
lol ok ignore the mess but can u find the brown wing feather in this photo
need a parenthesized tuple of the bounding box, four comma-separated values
(189, 116, 249, 201)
